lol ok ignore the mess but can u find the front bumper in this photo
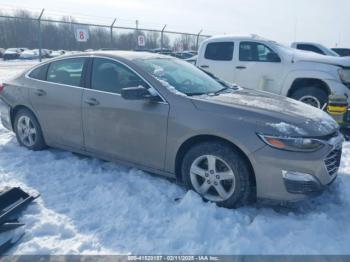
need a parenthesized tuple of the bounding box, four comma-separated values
(250, 132, 344, 202)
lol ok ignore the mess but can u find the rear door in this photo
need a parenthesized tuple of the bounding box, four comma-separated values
(197, 41, 236, 82)
(234, 41, 284, 94)
(82, 57, 169, 170)
(28, 57, 88, 149)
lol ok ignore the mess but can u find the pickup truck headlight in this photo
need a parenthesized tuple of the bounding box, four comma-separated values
(338, 68, 350, 84)
(257, 134, 325, 152)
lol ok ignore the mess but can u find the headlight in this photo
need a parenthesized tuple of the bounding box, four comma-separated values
(257, 134, 325, 152)
(338, 68, 350, 83)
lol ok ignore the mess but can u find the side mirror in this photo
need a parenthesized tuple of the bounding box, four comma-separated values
(266, 52, 281, 62)
(121, 85, 157, 101)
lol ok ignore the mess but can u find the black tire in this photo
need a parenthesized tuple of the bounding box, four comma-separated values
(181, 141, 253, 208)
(14, 109, 46, 151)
(290, 86, 328, 109)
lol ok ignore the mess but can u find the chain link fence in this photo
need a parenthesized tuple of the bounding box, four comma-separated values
(0, 9, 211, 61)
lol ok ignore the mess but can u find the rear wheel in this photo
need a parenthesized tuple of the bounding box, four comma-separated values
(14, 109, 46, 151)
(181, 142, 253, 208)
(290, 86, 328, 109)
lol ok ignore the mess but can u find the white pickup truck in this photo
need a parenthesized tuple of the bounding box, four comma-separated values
(196, 35, 350, 108)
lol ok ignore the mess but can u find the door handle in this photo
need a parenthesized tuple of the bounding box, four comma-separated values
(84, 98, 100, 106)
(34, 89, 46, 96)
(200, 65, 209, 68)
(236, 66, 246, 69)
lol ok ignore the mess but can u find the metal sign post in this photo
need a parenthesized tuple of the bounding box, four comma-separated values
(160, 24, 167, 51)
(38, 9, 44, 62)
(196, 29, 203, 51)
(110, 18, 117, 47)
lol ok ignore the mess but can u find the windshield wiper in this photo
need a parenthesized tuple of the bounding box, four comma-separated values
(186, 92, 207, 96)
(214, 86, 231, 95)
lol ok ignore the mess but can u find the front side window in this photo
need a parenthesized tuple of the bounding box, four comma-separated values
(296, 44, 324, 55)
(204, 42, 234, 61)
(47, 58, 86, 87)
(239, 42, 280, 62)
(91, 58, 146, 94)
(133, 58, 233, 96)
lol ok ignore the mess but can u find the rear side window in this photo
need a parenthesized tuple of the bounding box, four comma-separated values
(91, 58, 147, 94)
(297, 44, 324, 55)
(47, 58, 86, 87)
(29, 64, 49, 80)
(204, 42, 234, 61)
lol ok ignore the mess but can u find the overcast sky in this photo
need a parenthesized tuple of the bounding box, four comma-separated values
(1, 0, 349, 47)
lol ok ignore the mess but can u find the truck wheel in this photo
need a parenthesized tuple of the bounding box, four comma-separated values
(14, 109, 46, 151)
(290, 87, 328, 109)
(181, 141, 253, 208)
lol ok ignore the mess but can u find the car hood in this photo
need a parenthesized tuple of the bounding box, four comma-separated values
(293, 50, 350, 67)
(191, 88, 338, 137)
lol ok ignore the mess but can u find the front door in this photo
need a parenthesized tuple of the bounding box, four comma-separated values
(82, 57, 169, 170)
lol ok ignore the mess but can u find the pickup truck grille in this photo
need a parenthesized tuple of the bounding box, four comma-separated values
(324, 148, 342, 176)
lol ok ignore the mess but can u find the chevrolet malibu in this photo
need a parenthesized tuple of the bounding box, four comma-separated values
(0, 51, 344, 208)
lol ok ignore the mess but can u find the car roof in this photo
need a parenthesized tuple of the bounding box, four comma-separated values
(56, 50, 173, 61)
(203, 34, 271, 43)
(206, 34, 271, 41)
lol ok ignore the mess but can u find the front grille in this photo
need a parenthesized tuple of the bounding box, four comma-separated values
(324, 148, 342, 176)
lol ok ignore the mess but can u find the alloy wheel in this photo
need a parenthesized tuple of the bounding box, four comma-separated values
(190, 154, 236, 202)
(17, 115, 37, 147)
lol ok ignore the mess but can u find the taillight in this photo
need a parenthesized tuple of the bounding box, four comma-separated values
(0, 83, 4, 92)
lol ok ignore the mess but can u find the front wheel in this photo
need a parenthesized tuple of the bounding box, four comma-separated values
(14, 109, 46, 151)
(181, 142, 253, 208)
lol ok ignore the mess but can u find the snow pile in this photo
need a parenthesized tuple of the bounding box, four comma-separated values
(266, 122, 307, 135)
(0, 61, 350, 255)
(0, 128, 349, 255)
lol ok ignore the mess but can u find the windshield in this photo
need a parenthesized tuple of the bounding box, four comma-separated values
(320, 45, 340, 57)
(133, 58, 230, 96)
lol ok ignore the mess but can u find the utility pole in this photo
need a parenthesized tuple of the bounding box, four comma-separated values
(38, 9, 45, 62)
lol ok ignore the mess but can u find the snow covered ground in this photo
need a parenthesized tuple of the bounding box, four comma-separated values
(0, 60, 350, 255)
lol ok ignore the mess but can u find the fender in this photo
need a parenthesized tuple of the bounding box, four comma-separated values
(281, 69, 336, 97)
